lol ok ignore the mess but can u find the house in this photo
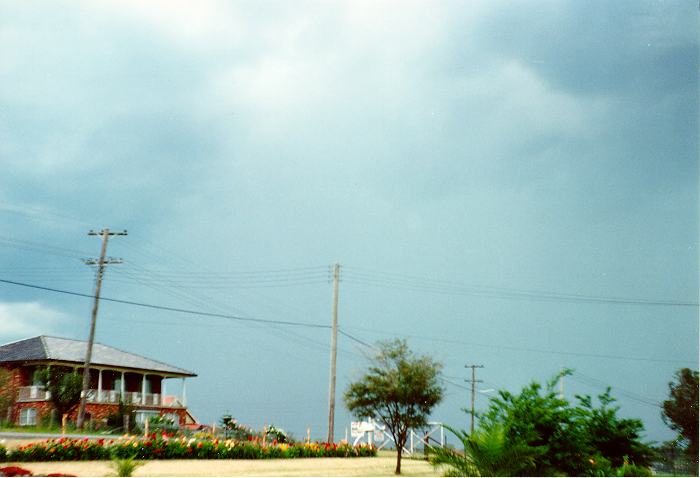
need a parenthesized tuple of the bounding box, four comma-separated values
(0, 335, 197, 428)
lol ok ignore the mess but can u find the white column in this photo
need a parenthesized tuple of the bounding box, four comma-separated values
(162, 378, 167, 397)
(141, 374, 147, 405)
(181, 378, 187, 406)
(120, 371, 125, 399)
(97, 369, 103, 402)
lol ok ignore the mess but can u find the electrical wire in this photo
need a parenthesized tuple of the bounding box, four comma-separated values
(342, 266, 698, 307)
(0, 278, 330, 329)
(569, 371, 662, 408)
(339, 325, 695, 365)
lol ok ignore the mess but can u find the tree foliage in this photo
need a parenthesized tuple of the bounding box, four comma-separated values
(35, 367, 83, 419)
(344, 339, 443, 474)
(662, 368, 698, 460)
(0, 368, 13, 422)
(435, 371, 655, 476)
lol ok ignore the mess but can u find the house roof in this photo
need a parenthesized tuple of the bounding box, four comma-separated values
(0, 336, 196, 377)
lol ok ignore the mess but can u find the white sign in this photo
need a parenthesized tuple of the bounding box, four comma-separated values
(351, 421, 375, 437)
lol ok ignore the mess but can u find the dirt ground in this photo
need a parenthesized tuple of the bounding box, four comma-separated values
(4, 456, 438, 477)
(1, 441, 440, 477)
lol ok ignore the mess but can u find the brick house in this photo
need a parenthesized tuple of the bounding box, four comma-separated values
(0, 335, 197, 428)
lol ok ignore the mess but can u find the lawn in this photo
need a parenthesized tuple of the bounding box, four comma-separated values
(3, 453, 439, 477)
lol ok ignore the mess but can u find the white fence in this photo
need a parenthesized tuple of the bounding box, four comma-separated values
(350, 419, 446, 454)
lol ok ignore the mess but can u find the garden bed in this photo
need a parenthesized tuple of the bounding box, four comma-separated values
(1, 437, 376, 462)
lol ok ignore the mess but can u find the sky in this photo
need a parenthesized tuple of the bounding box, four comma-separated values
(0, 0, 697, 444)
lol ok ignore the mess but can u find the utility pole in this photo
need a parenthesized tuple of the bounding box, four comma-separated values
(465, 364, 484, 435)
(327, 262, 340, 443)
(76, 228, 127, 429)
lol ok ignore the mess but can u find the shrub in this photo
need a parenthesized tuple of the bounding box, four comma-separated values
(264, 425, 289, 444)
(0, 444, 6, 462)
(109, 457, 143, 477)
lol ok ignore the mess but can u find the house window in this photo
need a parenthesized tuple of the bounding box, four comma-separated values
(19, 408, 37, 426)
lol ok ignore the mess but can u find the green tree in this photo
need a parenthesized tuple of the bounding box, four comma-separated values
(344, 339, 443, 474)
(479, 370, 586, 476)
(576, 389, 655, 469)
(662, 368, 698, 464)
(35, 367, 83, 420)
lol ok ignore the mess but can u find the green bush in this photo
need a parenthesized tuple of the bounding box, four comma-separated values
(0, 444, 6, 462)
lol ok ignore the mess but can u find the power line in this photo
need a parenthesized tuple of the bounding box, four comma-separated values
(114, 238, 364, 364)
(570, 371, 662, 408)
(338, 328, 377, 351)
(0, 278, 331, 330)
(340, 325, 695, 365)
(342, 267, 698, 307)
(441, 377, 470, 391)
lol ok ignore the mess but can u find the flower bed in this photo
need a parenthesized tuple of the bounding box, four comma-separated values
(4, 437, 376, 462)
(5, 439, 109, 462)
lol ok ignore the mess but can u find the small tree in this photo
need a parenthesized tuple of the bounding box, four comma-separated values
(0, 368, 13, 424)
(662, 368, 699, 471)
(34, 367, 83, 421)
(344, 339, 443, 474)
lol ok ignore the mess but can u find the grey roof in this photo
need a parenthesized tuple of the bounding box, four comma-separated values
(0, 336, 196, 377)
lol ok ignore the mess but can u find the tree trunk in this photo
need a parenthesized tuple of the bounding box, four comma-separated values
(395, 434, 406, 475)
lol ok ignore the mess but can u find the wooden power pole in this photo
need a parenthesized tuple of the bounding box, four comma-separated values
(465, 364, 484, 435)
(327, 262, 340, 443)
(76, 228, 127, 429)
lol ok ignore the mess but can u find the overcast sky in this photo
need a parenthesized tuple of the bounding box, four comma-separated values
(0, 0, 697, 443)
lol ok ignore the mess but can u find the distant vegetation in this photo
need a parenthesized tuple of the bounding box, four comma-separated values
(429, 370, 655, 477)
(657, 368, 699, 476)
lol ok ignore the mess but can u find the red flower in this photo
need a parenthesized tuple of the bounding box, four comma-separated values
(197, 442, 203, 448)
(0, 466, 33, 477)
